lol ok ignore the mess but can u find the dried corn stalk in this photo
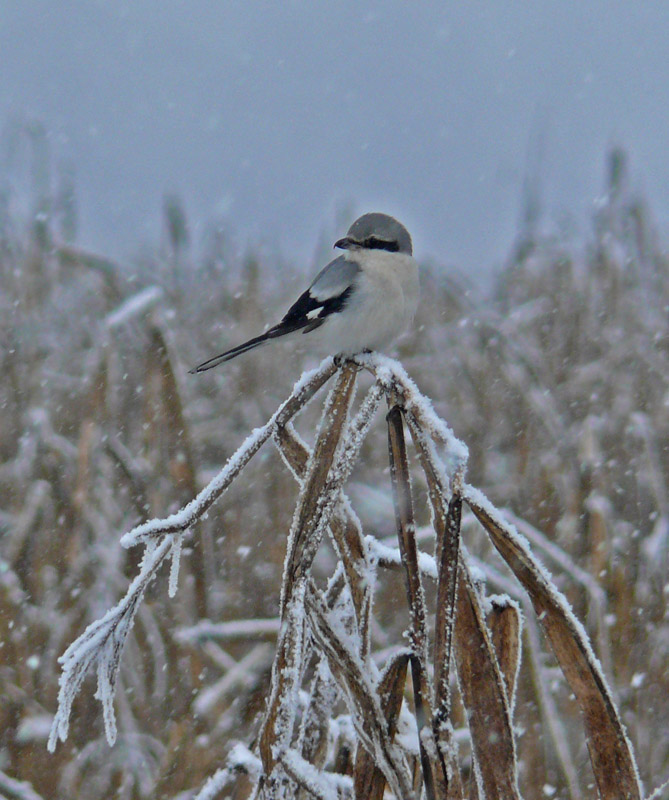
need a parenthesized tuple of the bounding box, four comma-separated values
(49, 353, 656, 800)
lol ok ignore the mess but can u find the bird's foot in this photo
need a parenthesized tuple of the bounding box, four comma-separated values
(335, 351, 370, 370)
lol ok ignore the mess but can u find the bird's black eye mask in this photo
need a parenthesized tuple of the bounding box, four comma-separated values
(363, 236, 400, 252)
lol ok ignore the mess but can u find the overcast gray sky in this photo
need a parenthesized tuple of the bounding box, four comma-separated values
(2, 1, 669, 274)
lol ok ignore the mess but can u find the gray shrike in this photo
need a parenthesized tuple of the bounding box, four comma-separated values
(189, 213, 419, 373)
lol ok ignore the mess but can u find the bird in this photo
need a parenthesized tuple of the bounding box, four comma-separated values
(189, 212, 419, 373)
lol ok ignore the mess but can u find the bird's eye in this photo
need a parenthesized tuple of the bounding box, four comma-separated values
(365, 236, 400, 252)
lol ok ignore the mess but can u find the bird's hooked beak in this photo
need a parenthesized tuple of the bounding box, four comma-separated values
(334, 236, 358, 250)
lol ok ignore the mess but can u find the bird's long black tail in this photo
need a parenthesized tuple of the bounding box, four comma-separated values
(188, 331, 273, 373)
(189, 311, 317, 373)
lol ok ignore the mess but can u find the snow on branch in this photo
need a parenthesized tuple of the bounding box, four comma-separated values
(46, 353, 649, 800)
(281, 747, 353, 800)
(48, 535, 175, 750)
(356, 352, 469, 475)
(48, 359, 336, 752)
(193, 743, 262, 800)
(304, 585, 414, 800)
(121, 357, 337, 547)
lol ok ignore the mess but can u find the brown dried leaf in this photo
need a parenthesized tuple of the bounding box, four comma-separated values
(486, 596, 522, 710)
(464, 485, 641, 800)
(353, 650, 409, 800)
(386, 400, 436, 800)
(454, 561, 520, 800)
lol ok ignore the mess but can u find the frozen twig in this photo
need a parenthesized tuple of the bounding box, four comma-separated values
(273, 422, 374, 659)
(0, 770, 45, 800)
(194, 743, 262, 800)
(356, 352, 469, 472)
(305, 585, 415, 800)
(282, 376, 383, 613)
(281, 748, 353, 800)
(259, 579, 308, 780)
(281, 363, 359, 611)
(121, 357, 337, 547)
(48, 536, 174, 750)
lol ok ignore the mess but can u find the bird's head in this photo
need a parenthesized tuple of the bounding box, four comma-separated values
(334, 213, 413, 256)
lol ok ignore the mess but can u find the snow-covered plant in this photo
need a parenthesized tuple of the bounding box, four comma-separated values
(48, 354, 655, 800)
(2, 139, 667, 799)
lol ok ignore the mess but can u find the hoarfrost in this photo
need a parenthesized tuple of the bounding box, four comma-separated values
(167, 534, 182, 598)
(48, 536, 173, 750)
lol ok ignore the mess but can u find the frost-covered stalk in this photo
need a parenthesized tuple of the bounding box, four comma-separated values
(385, 399, 436, 800)
(122, 358, 337, 547)
(48, 535, 176, 749)
(279, 363, 359, 614)
(261, 364, 383, 781)
(48, 358, 336, 751)
(304, 586, 415, 800)
(273, 422, 374, 660)
(46, 352, 649, 800)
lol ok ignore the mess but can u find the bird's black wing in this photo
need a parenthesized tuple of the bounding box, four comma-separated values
(280, 255, 359, 333)
(190, 255, 359, 372)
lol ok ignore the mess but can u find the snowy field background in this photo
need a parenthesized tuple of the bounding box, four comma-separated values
(0, 132, 667, 798)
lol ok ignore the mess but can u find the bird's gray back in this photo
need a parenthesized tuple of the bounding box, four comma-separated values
(309, 254, 360, 301)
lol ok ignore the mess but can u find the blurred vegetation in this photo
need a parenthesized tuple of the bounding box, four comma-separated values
(0, 128, 667, 799)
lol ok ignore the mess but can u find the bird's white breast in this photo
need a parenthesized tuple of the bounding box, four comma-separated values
(319, 249, 419, 355)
